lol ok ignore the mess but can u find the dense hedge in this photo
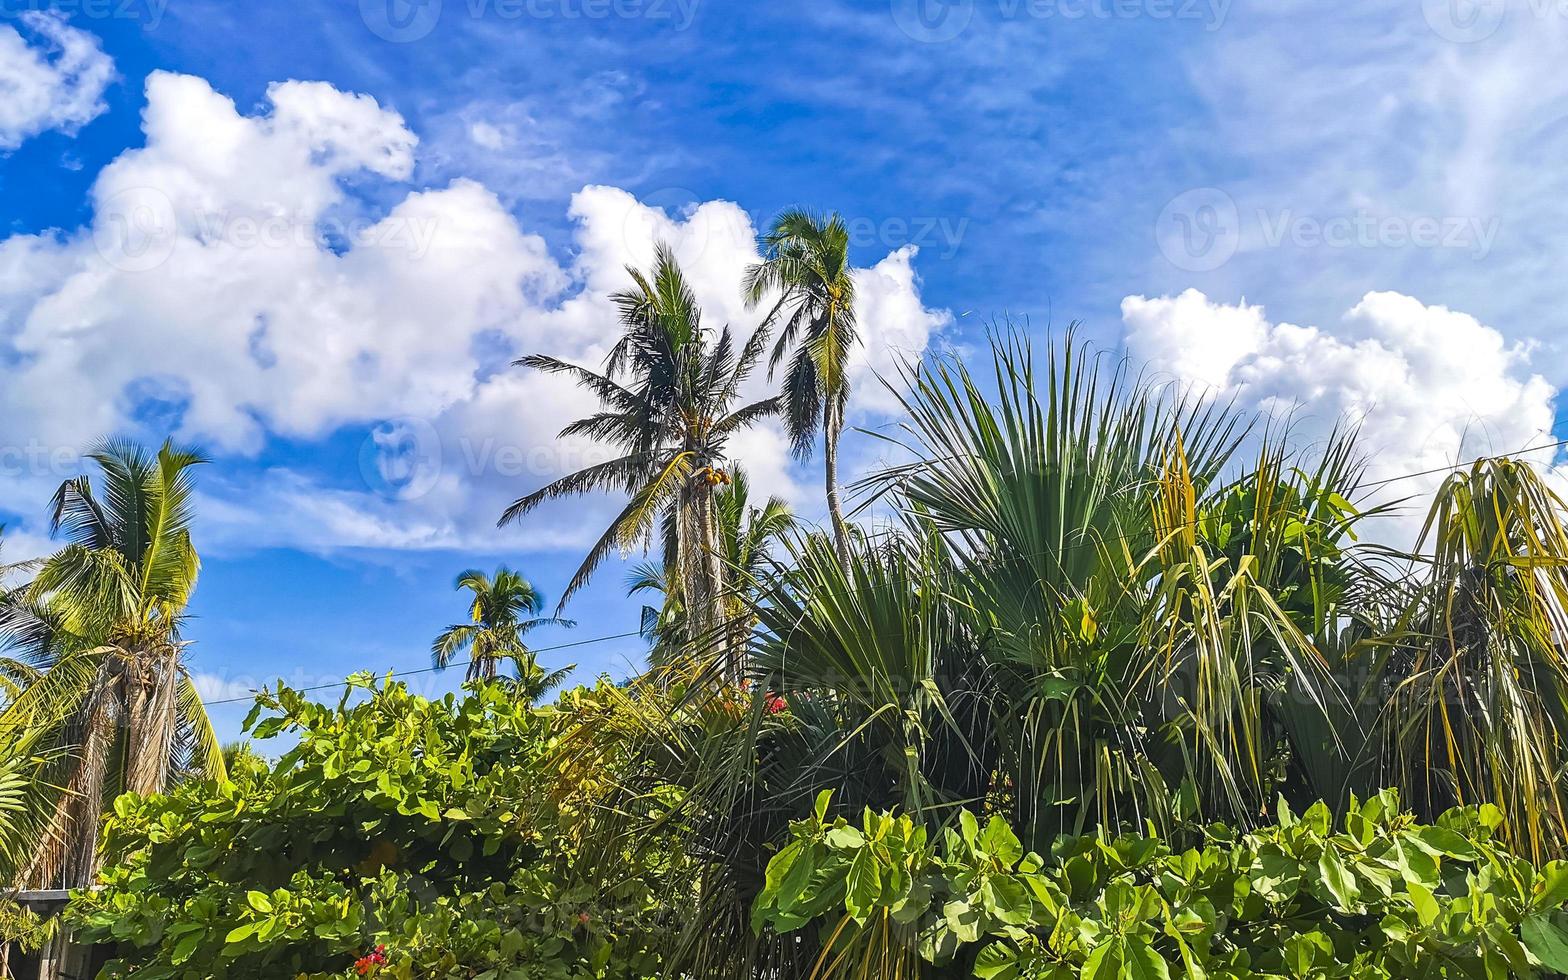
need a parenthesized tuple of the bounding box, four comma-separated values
(66, 675, 1568, 979)
(67, 677, 672, 980)
(754, 790, 1568, 979)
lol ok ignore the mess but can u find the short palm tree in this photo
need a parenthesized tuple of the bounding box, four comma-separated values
(503, 242, 780, 657)
(743, 209, 858, 568)
(627, 466, 794, 666)
(0, 439, 224, 888)
(431, 567, 574, 695)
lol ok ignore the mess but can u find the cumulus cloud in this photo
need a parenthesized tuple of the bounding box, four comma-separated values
(0, 13, 114, 150)
(0, 69, 949, 558)
(1121, 288, 1563, 541)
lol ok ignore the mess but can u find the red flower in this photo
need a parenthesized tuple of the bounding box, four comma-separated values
(353, 946, 389, 975)
(764, 693, 787, 714)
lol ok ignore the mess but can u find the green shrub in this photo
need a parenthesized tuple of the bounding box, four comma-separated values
(753, 789, 1568, 978)
(67, 676, 674, 980)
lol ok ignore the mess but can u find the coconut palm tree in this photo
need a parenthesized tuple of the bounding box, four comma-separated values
(503, 242, 780, 656)
(431, 566, 574, 697)
(743, 209, 858, 568)
(0, 439, 224, 889)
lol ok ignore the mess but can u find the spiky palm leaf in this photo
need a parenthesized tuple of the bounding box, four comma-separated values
(744, 209, 859, 567)
(1369, 458, 1568, 861)
(0, 439, 223, 889)
(504, 243, 780, 650)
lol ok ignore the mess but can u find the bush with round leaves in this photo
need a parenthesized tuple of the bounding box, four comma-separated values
(754, 789, 1568, 979)
(67, 676, 676, 980)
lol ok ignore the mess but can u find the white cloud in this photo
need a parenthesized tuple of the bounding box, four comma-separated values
(0, 12, 113, 150)
(1153, 3, 1568, 351)
(1121, 288, 1562, 541)
(851, 245, 953, 415)
(0, 69, 948, 557)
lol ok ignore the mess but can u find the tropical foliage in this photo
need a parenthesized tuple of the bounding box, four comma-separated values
(754, 789, 1568, 978)
(431, 566, 574, 695)
(10, 214, 1568, 980)
(503, 242, 779, 673)
(548, 331, 1568, 979)
(67, 677, 675, 980)
(0, 440, 223, 889)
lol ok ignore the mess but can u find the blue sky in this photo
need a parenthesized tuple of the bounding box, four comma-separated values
(4, 0, 1568, 739)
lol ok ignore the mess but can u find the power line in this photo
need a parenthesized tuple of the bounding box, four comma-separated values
(200, 629, 649, 706)
(7, 431, 1568, 718)
(196, 431, 1568, 706)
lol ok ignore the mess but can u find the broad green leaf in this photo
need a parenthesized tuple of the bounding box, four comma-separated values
(980, 814, 1023, 866)
(1081, 938, 1125, 980)
(974, 941, 1021, 980)
(223, 923, 257, 945)
(1522, 914, 1568, 972)
(1410, 826, 1479, 861)
(844, 847, 881, 920)
(1534, 862, 1568, 911)
(1317, 846, 1358, 911)
(1123, 936, 1172, 980)
(1407, 880, 1439, 927)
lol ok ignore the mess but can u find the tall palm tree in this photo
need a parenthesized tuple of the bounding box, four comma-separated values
(743, 209, 858, 568)
(628, 466, 795, 666)
(0, 439, 224, 889)
(431, 567, 574, 696)
(503, 242, 780, 657)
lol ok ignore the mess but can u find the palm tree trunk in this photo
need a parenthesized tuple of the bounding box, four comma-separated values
(125, 650, 178, 797)
(698, 485, 731, 682)
(679, 479, 730, 680)
(61, 700, 115, 890)
(824, 397, 851, 570)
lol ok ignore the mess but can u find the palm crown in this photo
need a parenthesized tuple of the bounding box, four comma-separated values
(431, 567, 573, 692)
(743, 209, 859, 565)
(0, 439, 223, 888)
(502, 242, 780, 649)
